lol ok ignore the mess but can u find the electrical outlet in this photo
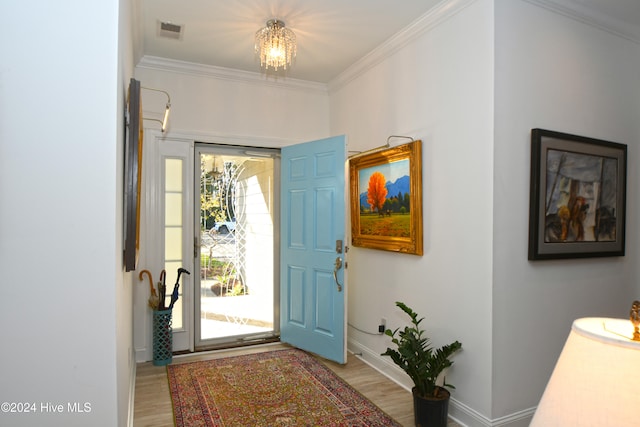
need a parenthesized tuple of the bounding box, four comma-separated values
(378, 318, 387, 333)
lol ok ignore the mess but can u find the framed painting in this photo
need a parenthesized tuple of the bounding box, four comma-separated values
(528, 128, 626, 260)
(349, 140, 423, 255)
(124, 78, 143, 271)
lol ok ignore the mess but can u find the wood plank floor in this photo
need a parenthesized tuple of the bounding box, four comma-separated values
(133, 342, 461, 426)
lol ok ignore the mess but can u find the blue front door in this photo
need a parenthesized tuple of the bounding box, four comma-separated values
(280, 135, 347, 364)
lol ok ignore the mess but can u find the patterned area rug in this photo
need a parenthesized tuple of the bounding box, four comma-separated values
(167, 348, 401, 426)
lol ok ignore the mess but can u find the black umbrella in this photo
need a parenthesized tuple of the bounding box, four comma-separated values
(168, 268, 190, 310)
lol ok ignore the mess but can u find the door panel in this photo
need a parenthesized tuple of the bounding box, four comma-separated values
(315, 271, 334, 333)
(280, 135, 347, 364)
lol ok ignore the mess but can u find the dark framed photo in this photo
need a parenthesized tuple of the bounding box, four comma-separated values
(528, 129, 626, 260)
(349, 140, 423, 255)
(124, 78, 143, 271)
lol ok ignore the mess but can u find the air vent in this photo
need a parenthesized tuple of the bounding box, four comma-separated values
(158, 21, 183, 40)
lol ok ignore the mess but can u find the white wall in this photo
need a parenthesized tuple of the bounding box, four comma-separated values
(331, 1, 495, 424)
(118, 0, 139, 425)
(492, 0, 640, 422)
(134, 62, 331, 144)
(0, 0, 131, 426)
(332, 0, 640, 425)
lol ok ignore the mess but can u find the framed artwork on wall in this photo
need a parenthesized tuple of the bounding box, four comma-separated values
(349, 140, 423, 255)
(528, 128, 626, 260)
(124, 78, 143, 271)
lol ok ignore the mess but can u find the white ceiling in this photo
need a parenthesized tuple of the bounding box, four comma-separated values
(141, 0, 640, 84)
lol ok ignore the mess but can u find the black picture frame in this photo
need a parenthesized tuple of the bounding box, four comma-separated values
(124, 78, 143, 271)
(528, 128, 626, 260)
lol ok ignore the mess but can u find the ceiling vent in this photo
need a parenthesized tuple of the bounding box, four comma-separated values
(158, 21, 183, 40)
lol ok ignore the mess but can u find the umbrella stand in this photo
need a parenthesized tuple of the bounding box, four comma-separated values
(150, 267, 190, 366)
(152, 308, 172, 366)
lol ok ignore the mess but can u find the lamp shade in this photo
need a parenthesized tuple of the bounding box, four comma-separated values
(530, 317, 640, 426)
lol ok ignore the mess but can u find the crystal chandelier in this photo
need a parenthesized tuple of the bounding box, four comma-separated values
(255, 19, 296, 71)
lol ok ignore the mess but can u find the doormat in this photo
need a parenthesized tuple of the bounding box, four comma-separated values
(167, 348, 401, 426)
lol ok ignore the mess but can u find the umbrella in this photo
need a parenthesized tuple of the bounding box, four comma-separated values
(168, 268, 190, 310)
(139, 269, 159, 310)
(158, 270, 167, 310)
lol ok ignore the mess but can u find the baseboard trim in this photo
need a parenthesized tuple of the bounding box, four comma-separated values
(128, 347, 137, 427)
(135, 346, 150, 363)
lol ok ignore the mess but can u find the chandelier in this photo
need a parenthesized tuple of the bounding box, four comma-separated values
(255, 19, 296, 71)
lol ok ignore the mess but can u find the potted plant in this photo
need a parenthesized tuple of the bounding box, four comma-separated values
(381, 301, 462, 427)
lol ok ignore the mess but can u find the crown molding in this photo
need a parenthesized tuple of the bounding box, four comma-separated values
(328, 0, 640, 93)
(328, 0, 478, 93)
(136, 55, 328, 95)
(522, 0, 640, 45)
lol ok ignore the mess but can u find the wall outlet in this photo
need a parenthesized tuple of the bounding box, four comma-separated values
(378, 318, 387, 333)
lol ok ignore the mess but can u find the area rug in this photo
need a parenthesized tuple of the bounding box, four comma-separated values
(167, 348, 401, 427)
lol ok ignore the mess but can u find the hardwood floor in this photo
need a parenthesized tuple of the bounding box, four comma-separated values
(133, 342, 461, 426)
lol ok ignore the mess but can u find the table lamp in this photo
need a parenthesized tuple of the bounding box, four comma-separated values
(530, 302, 640, 426)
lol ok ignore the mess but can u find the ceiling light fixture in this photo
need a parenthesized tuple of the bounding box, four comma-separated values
(255, 19, 296, 71)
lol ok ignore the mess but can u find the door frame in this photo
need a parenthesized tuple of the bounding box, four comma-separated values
(193, 143, 281, 350)
(136, 131, 348, 361)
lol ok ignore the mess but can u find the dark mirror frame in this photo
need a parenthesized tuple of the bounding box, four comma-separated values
(124, 78, 142, 271)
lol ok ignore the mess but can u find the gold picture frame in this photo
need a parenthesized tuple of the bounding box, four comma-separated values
(349, 140, 423, 255)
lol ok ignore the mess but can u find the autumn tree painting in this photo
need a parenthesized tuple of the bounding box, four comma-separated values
(367, 171, 388, 213)
(358, 165, 411, 238)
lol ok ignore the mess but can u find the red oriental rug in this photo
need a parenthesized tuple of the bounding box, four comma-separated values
(167, 348, 401, 427)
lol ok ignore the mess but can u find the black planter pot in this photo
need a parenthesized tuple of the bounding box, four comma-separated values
(412, 387, 450, 427)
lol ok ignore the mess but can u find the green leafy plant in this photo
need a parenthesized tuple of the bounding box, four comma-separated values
(381, 301, 462, 398)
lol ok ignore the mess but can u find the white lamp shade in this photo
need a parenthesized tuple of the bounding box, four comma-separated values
(530, 317, 640, 426)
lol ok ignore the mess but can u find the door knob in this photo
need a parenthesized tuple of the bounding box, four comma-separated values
(333, 257, 343, 292)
